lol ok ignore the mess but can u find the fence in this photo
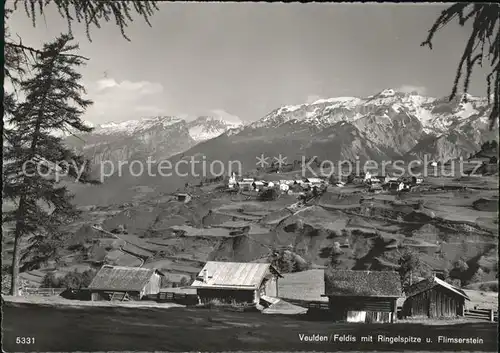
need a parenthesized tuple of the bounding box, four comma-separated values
(143, 291, 198, 305)
(22, 287, 65, 297)
(465, 308, 498, 322)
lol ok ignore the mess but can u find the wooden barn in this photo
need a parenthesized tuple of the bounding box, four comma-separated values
(322, 269, 402, 323)
(402, 276, 470, 318)
(88, 265, 165, 301)
(190, 261, 282, 305)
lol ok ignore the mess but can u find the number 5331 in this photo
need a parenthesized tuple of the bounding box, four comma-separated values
(16, 337, 35, 344)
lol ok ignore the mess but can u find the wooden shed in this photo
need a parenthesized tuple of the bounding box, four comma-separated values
(190, 261, 282, 305)
(88, 265, 164, 301)
(322, 269, 402, 323)
(402, 276, 470, 318)
(175, 193, 191, 203)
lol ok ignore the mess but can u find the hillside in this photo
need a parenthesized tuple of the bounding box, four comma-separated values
(5, 172, 498, 296)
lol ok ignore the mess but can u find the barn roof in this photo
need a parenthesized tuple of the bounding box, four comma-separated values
(191, 261, 282, 290)
(88, 265, 164, 292)
(406, 276, 470, 300)
(323, 269, 401, 298)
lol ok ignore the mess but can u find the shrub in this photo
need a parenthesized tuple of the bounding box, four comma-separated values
(59, 269, 97, 289)
(258, 188, 278, 201)
(179, 277, 191, 287)
(41, 272, 60, 288)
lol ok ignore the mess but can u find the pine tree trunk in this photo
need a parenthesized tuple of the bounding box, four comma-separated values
(10, 228, 22, 296)
(9, 99, 44, 296)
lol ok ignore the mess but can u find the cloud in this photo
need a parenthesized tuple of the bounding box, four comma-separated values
(306, 94, 322, 104)
(85, 78, 168, 124)
(210, 109, 242, 124)
(397, 85, 427, 95)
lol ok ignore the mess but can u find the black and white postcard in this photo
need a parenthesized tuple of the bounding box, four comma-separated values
(2, 1, 498, 352)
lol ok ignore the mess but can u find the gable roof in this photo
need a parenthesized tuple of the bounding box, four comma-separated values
(324, 269, 401, 298)
(305, 178, 323, 183)
(406, 276, 470, 300)
(191, 261, 282, 290)
(88, 265, 164, 292)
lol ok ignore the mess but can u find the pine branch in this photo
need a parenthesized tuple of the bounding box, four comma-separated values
(12, 0, 160, 42)
(422, 3, 500, 129)
(4, 41, 90, 61)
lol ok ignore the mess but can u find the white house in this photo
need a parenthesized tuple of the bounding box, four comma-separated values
(280, 183, 290, 192)
(228, 172, 237, 188)
(254, 181, 265, 191)
(364, 171, 372, 182)
(239, 181, 253, 191)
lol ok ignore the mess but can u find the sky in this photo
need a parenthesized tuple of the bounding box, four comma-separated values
(5, 2, 491, 125)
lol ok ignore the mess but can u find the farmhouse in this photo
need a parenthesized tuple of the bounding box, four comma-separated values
(370, 175, 389, 184)
(238, 182, 252, 191)
(369, 184, 383, 193)
(322, 269, 401, 323)
(175, 193, 192, 203)
(411, 176, 424, 184)
(254, 180, 265, 191)
(304, 177, 323, 186)
(384, 181, 405, 192)
(191, 261, 282, 305)
(280, 183, 290, 192)
(401, 276, 470, 318)
(88, 265, 165, 301)
(228, 172, 237, 188)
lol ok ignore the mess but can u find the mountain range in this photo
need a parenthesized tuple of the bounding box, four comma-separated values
(67, 88, 498, 174)
(66, 114, 243, 166)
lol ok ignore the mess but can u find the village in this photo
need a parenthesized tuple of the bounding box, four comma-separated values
(225, 169, 424, 196)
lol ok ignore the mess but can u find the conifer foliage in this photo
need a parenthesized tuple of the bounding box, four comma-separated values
(2, 35, 96, 295)
(422, 4, 499, 129)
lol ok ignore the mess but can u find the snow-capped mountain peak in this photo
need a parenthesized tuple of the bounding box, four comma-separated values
(94, 116, 183, 135)
(187, 114, 243, 142)
(243, 88, 493, 142)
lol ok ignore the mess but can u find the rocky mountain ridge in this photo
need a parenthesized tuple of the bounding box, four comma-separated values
(66, 88, 497, 173)
(65, 114, 243, 166)
(199, 89, 498, 166)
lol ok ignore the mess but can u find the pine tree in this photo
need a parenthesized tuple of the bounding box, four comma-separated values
(398, 249, 426, 294)
(2, 34, 97, 295)
(328, 242, 343, 269)
(4, 1, 159, 90)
